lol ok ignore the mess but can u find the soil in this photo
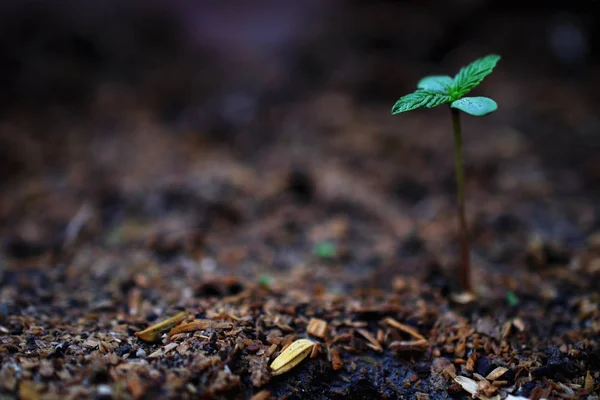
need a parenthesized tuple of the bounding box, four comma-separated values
(1, 2, 600, 399)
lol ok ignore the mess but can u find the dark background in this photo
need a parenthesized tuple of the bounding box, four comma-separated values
(1, 0, 600, 200)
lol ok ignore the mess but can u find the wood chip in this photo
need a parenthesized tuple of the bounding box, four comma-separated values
(128, 288, 142, 316)
(453, 376, 500, 400)
(356, 328, 382, 352)
(466, 352, 477, 372)
(501, 321, 512, 338)
(270, 339, 314, 376)
(376, 329, 384, 344)
(167, 319, 232, 338)
(134, 311, 189, 343)
(512, 318, 525, 332)
(388, 339, 428, 352)
(163, 342, 178, 353)
(384, 317, 426, 341)
(477, 379, 498, 397)
(485, 367, 508, 381)
(306, 318, 328, 339)
(330, 347, 343, 371)
(127, 373, 145, 399)
(18, 381, 41, 400)
(250, 390, 271, 400)
(450, 291, 477, 304)
(310, 342, 321, 358)
(266, 344, 278, 358)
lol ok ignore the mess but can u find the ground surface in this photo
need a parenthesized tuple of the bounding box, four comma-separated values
(1, 2, 600, 399)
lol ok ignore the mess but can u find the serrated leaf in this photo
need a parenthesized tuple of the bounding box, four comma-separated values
(417, 75, 453, 92)
(451, 96, 497, 116)
(452, 54, 500, 99)
(391, 90, 450, 114)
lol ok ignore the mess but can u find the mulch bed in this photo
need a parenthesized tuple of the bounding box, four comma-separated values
(2, 3, 600, 399)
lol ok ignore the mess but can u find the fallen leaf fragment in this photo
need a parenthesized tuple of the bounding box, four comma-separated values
(134, 311, 189, 342)
(270, 339, 314, 376)
(384, 317, 426, 341)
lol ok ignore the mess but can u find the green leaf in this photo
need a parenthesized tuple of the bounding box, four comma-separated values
(313, 241, 337, 259)
(451, 96, 497, 116)
(451, 54, 500, 99)
(417, 75, 453, 92)
(391, 90, 451, 114)
(506, 290, 519, 307)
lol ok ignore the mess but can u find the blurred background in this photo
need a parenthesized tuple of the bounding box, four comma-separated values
(1, 0, 600, 274)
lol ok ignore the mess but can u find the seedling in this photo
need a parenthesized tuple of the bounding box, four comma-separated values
(313, 241, 337, 259)
(391, 54, 501, 293)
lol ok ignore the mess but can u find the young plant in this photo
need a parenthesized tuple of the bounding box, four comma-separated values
(391, 54, 501, 293)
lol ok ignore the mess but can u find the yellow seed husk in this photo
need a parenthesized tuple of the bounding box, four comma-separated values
(134, 311, 188, 343)
(585, 370, 594, 391)
(270, 339, 314, 376)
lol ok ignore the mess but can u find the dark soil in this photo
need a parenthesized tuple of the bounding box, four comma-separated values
(1, 1, 600, 399)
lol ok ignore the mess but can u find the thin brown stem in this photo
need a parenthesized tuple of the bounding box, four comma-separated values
(450, 107, 472, 292)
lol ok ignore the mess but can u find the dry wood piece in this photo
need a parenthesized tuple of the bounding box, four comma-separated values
(270, 339, 314, 376)
(250, 390, 272, 400)
(485, 367, 508, 381)
(266, 344, 278, 358)
(453, 376, 500, 400)
(167, 319, 233, 338)
(329, 347, 343, 371)
(310, 342, 321, 358)
(306, 318, 328, 339)
(128, 288, 142, 316)
(477, 379, 499, 397)
(134, 311, 189, 343)
(389, 339, 428, 352)
(356, 328, 382, 352)
(127, 373, 145, 399)
(466, 351, 477, 372)
(512, 318, 525, 332)
(384, 317, 426, 341)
